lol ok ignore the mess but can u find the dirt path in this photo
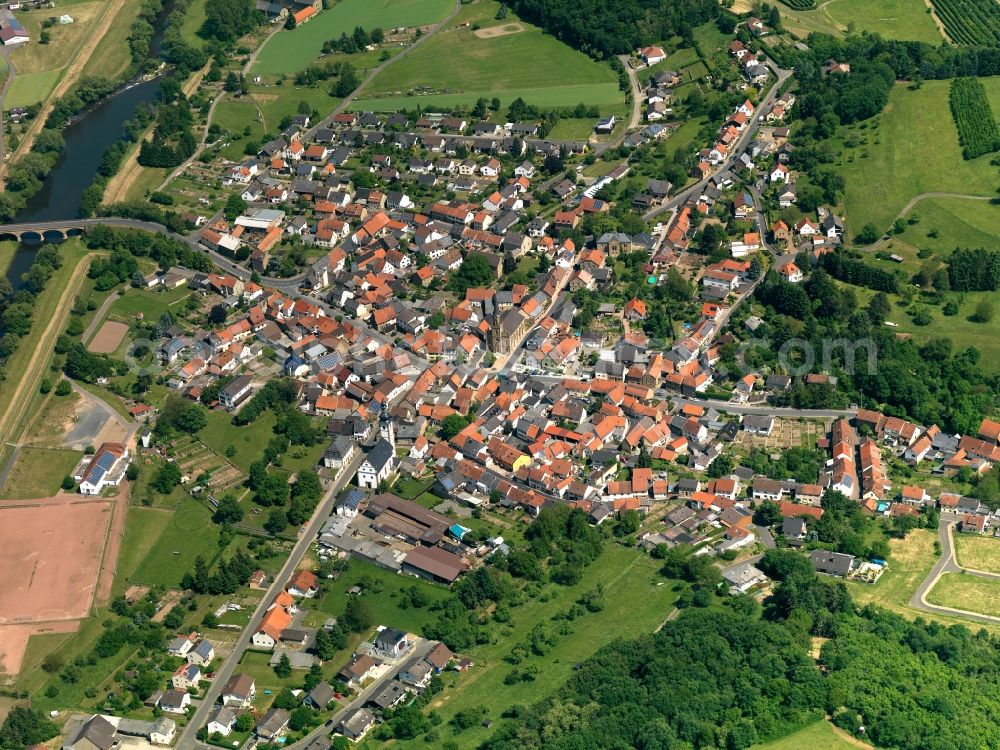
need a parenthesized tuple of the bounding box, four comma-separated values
(828, 721, 876, 749)
(920, 0, 952, 42)
(2, 0, 130, 175)
(0, 254, 96, 450)
(101, 142, 148, 204)
(95, 488, 128, 606)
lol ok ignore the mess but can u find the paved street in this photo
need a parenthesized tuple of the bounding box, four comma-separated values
(908, 516, 1000, 626)
(177, 451, 365, 747)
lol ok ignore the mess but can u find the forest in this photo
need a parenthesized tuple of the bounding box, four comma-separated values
(482, 558, 1000, 750)
(506, 0, 718, 58)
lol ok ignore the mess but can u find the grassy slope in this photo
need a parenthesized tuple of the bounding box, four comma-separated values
(79, 0, 142, 80)
(953, 534, 1000, 574)
(252, 0, 455, 77)
(896, 198, 1000, 254)
(837, 78, 1000, 234)
(779, 0, 943, 43)
(754, 719, 871, 750)
(353, 3, 621, 111)
(926, 572, 1000, 617)
(395, 545, 674, 750)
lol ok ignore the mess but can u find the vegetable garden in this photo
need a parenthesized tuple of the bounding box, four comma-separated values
(948, 77, 1000, 160)
(778, 0, 817, 8)
(929, 0, 1000, 45)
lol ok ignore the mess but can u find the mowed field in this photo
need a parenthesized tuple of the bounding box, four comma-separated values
(753, 720, 872, 750)
(954, 534, 1000, 574)
(847, 529, 937, 617)
(896, 197, 1000, 254)
(6, 69, 63, 107)
(252, 0, 455, 77)
(779, 0, 944, 43)
(128, 499, 221, 588)
(837, 77, 1000, 234)
(352, 3, 622, 112)
(926, 572, 1000, 618)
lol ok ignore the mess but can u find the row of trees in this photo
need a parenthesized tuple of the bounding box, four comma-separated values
(947, 247, 1000, 291)
(949, 77, 1000, 159)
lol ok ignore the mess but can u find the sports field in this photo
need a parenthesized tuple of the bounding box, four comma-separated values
(252, 0, 455, 77)
(354, 15, 621, 112)
(779, 0, 944, 42)
(0, 499, 111, 624)
(954, 534, 1000, 574)
(754, 720, 872, 750)
(926, 572, 1000, 618)
(837, 78, 1000, 234)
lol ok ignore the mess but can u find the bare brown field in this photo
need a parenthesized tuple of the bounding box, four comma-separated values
(87, 320, 129, 353)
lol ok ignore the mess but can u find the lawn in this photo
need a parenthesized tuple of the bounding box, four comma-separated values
(129, 498, 221, 587)
(954, 533, 1000, 574)
(354, 4, 622, 112)
(394, 545, 675, 750)
(6, 69, 62, 107)
(252, 0, 455, 77)
(177, 0, 206, 47)
(114, 506, 173, 595)
(846, 528, 937, 617)
(779, 0, 943, 43)
(754, 719, 871, 750)
(247, 82, 338, 132)
(109, 284, 192, 324)
(310, 559, 452, 635)
(0, 447, 83, 499)
(895, 197, 1000, 256)
(926, 572, 1000, 618)
(210, 96, 266, 162)
(836, 78, 1000, 235)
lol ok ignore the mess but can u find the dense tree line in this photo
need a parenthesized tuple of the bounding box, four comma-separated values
(201, 0, 261, 42)
(819, 251, 901, 293)
(182, 548, 257, 594)
(84, 225, 212, 272)
(755, 271, 995, 433)
(0, 707, 58, 749)
(138, 98, 198, 168)
(947, 247, 1000, 291)
(507, 0, 718, 58)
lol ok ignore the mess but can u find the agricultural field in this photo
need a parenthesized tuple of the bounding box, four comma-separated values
(954, 534, 1000, 574)
(949, 77, 1000, 160)
(928, 0, 1000, 45)
(352, 3, 622, 112)
(753, 720, 871, 750)
(210, 97, 267, 162)
(836, 78, 1000, 235)
(252, 0, 455, 77)
(926, 572, 1000, 618)
(779, 0, 944, 42)
(394, 545, 674, 750)
(8, 1, 104, 74)
(128, 498, 221, 587)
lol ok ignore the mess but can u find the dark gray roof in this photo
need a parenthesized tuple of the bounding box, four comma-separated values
(364, 438, 394, 472)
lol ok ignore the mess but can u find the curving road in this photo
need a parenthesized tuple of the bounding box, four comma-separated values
(909, 516, 1000, 626)
(642, 57, 793, 223)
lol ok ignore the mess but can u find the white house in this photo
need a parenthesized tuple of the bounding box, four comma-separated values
(207, 707, 237, 737)
(76, 442, 130, 495)
(356, 438, 396, 490)
(639, 45, 666, 66)
(221, 674, 256, 708)
(779, 261, 803, 283)
(769, 164, 789, 183)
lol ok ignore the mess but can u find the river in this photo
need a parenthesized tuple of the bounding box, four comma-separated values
(11, 0, 177, 224)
